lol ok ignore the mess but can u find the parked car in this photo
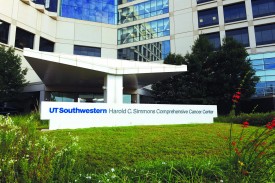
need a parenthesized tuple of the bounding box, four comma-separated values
(0, 107, 19, 115)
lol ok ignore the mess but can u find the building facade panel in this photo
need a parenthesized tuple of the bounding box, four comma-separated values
(40, 15, 57, 39)
(0, 0, 13, 17)
(17, 1, 39, 30)
(173, 10, 194, 34)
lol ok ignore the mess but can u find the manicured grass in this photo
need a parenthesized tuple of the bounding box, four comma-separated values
(45, 123, 259, 173)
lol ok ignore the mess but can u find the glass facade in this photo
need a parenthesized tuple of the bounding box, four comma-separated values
(198, 8, 219, 28)
(0, 20, 9, 44)
(252, 0, 275, 18)
(249, 52, 275, 97)
(118, 0, 169, 24)
(203, 32, 220, 49)
(32, 0, 58, 12)
(118, 18, 170, 45)
(60, 0, 117, 24)
(15, 28, 34, 49)
(118, 40, 170, 61)
(48, 92, 104, 103)
(226, 28, 250, 47)
(48, 92, 131, 103)
(255, 23, 275, 46)
(224, 3, 246, 23)
(39, 37, 54, 52)
(74, 45, 101, 57)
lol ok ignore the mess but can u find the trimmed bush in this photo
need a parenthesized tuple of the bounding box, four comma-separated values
(215, 112, 275, 126)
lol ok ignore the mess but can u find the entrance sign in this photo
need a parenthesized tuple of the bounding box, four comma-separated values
(41, 102, 218, 130)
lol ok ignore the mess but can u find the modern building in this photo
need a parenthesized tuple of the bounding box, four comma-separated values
(0, 0, 275, 111)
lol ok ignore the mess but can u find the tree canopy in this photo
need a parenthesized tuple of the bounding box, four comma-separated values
(151, 36, 259, 114)
(0, 46, 28, 102)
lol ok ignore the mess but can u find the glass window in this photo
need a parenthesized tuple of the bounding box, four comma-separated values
(162, 40, 170, 59)
(198, 8, 219, 28)
(266, 81, 275, 87)
(253, 65, 264, 70)
(123, 94, 131, 103)
(255, 24, 275, 46)
(118, 40, 169, 62)
(39, 37, 54, 52)
(118, 0, 169, 24)
(197, 0, 213, 4)
(32, 0, 57, 12)
(46, 0, 58, 12)
(256, 71, 266, 77)
(15, 28, 34, 49)
(250, 52, 275, 96)
(264, 58, 275, 69)
(203, 32, 220, 49)
(50, 92, 75, 102)
(74, 45, 101, 57)
(251, 59, 264, 66)
(256, 82, 266, 88)
(226, 28, 250, 47)
(252, 0, 275, 18)
(32, 0, 44, 5)
(264, 57, 275, 64)
(264, 52, 275, 59)
(0, 20, 9, 44)
(118, 18, 170, 45)
(265, 64, 275, 69)
(224, 3, 246, 23)
(265, 75, 275, 81)
(60, 0, 117, 24)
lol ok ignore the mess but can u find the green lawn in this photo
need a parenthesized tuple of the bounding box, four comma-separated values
(2, 115, 274, 182)
(45, 123, 259, 173)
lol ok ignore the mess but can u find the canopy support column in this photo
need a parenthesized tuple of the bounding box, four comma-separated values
(103, 74, 123, 104)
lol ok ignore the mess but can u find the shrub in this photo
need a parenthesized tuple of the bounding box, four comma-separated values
(215, 112, 275, 126)
(0, 115, 79, 182)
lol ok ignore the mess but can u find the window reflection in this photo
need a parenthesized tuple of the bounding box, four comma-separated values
(250, 52, 275, 97)
(118, 18, 170, 45)
(224, 3, 246, 23)
(48, 92, 104, 103)
(252, 0, 275, 18)
(118, 0, 169, 24)
(118, 40, 170, 61)
(255, 23, 275, 46)
(226, 28, 250, 47)
(60, 0, 117, 24)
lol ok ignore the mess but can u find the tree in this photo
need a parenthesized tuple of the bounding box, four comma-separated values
(0, 46, 28, 102)
(151, 37, 259, 114)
